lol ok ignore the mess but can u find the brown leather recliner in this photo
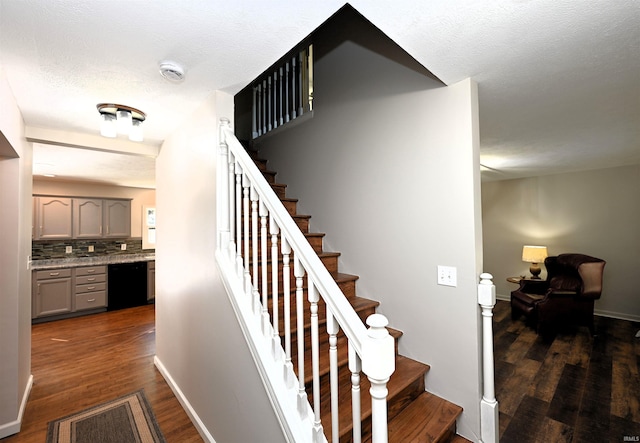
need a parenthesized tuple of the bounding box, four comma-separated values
(510, 253, 606, 336)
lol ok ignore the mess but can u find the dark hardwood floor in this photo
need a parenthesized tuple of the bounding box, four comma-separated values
(494, 299, 640, 443)
(1, 304, 203, 443)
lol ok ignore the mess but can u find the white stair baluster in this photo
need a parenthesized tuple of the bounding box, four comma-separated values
(294, 255, 308, 418)
(242, 175, 251, 296)
(279, 67, 284, 126)
(308, 282, 324, 441)
(260, 200, 270, 333)
(327, 309, 340, 443)
(298, 52, 304, 117)
(282, 236, 295, 387)
(252, 87, 258, 139)
(251, 186, 260, 311)
(291, 56, 297, 119)
(235, 163, 243, 277)
(349, 344, 362, 443)
(267, 76, 272, 132)
(262, 80, 267, 135)
(256, 84, 262, 137)
(270, 216, 280, 356)
(272, 72, 278, 130)
(285, 62, 290, 123)
(228, 152, 236, 262)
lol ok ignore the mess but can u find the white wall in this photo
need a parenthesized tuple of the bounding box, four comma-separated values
(154, 91, 285, 442)
(0, 69, 33, 438)
(482, 164, 640, 320)
(256, 41, 483, 440)
(32, 180, 155, 238)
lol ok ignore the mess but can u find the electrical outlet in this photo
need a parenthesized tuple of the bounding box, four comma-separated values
(65, 246, 73, 254)
(88, 245, 95, 252)
(120, 243, 127, 251)
(437, 265, 457, 287)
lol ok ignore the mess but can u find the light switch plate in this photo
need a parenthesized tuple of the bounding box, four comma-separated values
(121, 243, 127, 251)
(437, 265, 457, 287)
(65, 246, 73, 254)
(88, 245, 95, 252)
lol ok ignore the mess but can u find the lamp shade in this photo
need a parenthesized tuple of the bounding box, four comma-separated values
(522, 245, 548, 263)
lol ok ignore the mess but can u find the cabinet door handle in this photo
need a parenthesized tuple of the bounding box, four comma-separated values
(87, 286, 96, 290)
(87, 277, 96, 281)
(87, 269, 95, 273)
(49, 272, 60, 276)
(87, 298, 96, 303)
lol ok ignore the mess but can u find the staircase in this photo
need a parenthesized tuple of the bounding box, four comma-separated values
(245, 148, 466, 442)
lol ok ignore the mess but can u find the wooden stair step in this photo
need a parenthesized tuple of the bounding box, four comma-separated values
(271, 183, 287, 198)
(317, 355, 430, 442)
(281, 197, 298, 215)
(381, 391, 463, 443)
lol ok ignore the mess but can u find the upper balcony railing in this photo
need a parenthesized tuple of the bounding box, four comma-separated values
(252, 46, 313, 140)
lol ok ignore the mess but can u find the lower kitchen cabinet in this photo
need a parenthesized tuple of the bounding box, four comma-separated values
(33, 269, 73, 318)
(33, 265, 107, 321)
(74, 265, 107, 311)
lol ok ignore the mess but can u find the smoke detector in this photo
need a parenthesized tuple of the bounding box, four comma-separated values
(159, 61, 185, 82)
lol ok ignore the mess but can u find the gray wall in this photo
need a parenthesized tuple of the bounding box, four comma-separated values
(155, 92, 285, 443)
(0, 70, 32, 438)
(256, 40, 483, 440)
(482, 164, 640, 320)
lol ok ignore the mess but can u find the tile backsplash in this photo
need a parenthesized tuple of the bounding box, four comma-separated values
(32, 238, 148, 260)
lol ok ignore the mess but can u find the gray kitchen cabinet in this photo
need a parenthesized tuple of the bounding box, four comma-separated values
(73, 198, 103, 238)
(147, 261, 155, 301)
(74, 265, 107, 311)
(35, 197, 73, 239)
(33, 269, 73, 318)
(103, 199, 131, 238)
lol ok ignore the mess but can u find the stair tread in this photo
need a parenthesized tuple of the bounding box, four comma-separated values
(319, 355, 431, 440)
(382, 391, 463, 443)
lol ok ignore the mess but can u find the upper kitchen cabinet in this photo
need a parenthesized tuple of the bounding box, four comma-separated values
(103, 199, 131, 238)
(73, 198, 103, 238)
(35, 196, 73, 239)
(34, 196, 132, 240)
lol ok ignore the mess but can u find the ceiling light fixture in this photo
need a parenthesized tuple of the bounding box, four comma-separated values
(97, 103, 146, 142)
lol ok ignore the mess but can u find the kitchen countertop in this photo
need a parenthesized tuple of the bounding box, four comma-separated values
(30, 253, 155, 270)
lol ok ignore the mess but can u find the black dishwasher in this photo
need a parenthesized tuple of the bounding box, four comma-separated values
(107, 262, 148, 311)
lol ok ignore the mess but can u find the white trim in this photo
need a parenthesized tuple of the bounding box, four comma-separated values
(215, 250, 317, 443)
(154, 357, 217, 443)
(0, 374, 33, 439)
(497, 292, 640, 322)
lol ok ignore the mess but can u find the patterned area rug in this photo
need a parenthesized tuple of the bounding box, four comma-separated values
(46, 389, 166, 443)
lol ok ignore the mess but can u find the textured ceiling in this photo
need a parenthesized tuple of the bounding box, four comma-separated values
(1, 0, 639, 188)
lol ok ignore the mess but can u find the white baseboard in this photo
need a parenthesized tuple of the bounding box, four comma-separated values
(0, 374, 33, 439)
(154, 356, 217, 443)
(497, 293, 640, 322)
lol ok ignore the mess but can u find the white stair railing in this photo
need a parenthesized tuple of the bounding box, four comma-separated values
(217, 118, 395, 443)
(478, 273, 499, 443)
(252, 46, 313, 140)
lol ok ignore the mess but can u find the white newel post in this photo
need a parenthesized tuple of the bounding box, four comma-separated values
(218, 119, 231, 252)
(363, 314, 395, 443)
(478, 273, 499, 443)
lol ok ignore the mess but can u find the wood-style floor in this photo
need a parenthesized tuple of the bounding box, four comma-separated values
(1, 304, 203, 443)
(494, 299, 640, 442)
